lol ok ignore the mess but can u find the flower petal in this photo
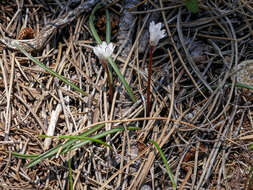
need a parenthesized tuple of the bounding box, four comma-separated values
(93, 41, 115, 60)
(149, 21, 166, 46)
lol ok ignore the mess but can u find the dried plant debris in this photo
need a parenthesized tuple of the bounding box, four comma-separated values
(237, 60, 253, 86)
(0, 0, 253, 189)
(0, 0, 99, 52)
(17, 27, 35, 40)
(117, 0, 140, 57)
(96, 13, 120, 40)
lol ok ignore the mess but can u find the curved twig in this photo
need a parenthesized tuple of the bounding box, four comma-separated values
(0, 0, 99, 52)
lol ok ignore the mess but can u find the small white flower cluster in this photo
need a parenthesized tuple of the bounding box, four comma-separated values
(149, 21, 166, 46)
(93, 41, 115, 60)
(93, 22, 165, 59)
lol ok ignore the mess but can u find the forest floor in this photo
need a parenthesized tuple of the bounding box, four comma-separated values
(0, 0, 253, 189)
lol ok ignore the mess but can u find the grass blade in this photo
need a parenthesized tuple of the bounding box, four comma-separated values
(89, 3, 102, 44)
(40, 135, 111, 148)
(185, 0, 199, 13)
(151, 140, 176, 190)
(68, 159, 73, 190)
(106, 9, 111, 44)
(25, 124, 104, 168)
(11, 152, 39, 159)
(14, 43, 88, 97)
(107, 57, 136, 102)
(105, 8, 113, 84)
(234, 82, 253, 90)
(61, 126, 139, 154)
(25, 125, 138, 168)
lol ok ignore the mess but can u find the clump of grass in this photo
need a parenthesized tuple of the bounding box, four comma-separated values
(89, 3, 136, 102)
(151, 140, 176, 190)
(11, 124, 139, 168)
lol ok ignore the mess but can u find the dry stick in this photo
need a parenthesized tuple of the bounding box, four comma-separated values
(0, 57, 9, 138)
(6, 1, 22, 31)
(101, 60, 113, 103)
(14, 94, 47, 133)
(122, 129, 131, 189)
(191, 13, 238, 123)
(44, 103, 62, 150)
(159, 49, 175, 147)
(122, 14, 150, 75)
(146, 45, 153, 117)
(195, 113, 232, 189)
(4, 53, 15, 141)
(58, 88, 72, 133)
(99, 147, 151, 190)
(191, 141, 200, 189)
(175, 10, 207, 99)
(71, 117, 197, 137)
(176, 9, 213, 93)
(206, 15, 238, 122)
(179, 167, 192, 190)
(15, 139, 29, 181)
(116, 129, 127, 189)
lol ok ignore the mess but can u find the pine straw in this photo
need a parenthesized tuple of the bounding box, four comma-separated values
(0, 0, 253, 189)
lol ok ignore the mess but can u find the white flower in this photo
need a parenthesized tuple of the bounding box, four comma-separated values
(93, 41, 115, 60)
(149, 21, 166, 46)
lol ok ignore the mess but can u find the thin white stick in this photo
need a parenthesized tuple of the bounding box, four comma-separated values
(44, 103, 62, 150)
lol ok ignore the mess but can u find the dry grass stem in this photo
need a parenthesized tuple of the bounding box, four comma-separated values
(0, 1, 252, 189)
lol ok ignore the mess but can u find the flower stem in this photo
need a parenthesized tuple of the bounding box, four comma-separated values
(102, 60, 113, 103)
(146, 45, 153, 117)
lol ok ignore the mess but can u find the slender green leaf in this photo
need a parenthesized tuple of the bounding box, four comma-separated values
(25, 125, 138, 168)
(60, 136, 110, 148)
(26, 124, 105, 168)
(89, 3, 102, 44)
(234, 82, 253, 90)
(107, 57, 137, 102)
(151, 140, 176, 190)
(185, 0, 199, 13)
(61, 126, 139, 154)
(105, 9, 113, 85)
(40, 135, 111, 148)
(39, 134, 50, 138)
(210, 82, 253, 91)
(249, 144, 253, 150)
(11, 152, 39, 159)
(106, 9, 111, 44)
(68, 159, 73, 190)
(14, 43, 88, 97)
